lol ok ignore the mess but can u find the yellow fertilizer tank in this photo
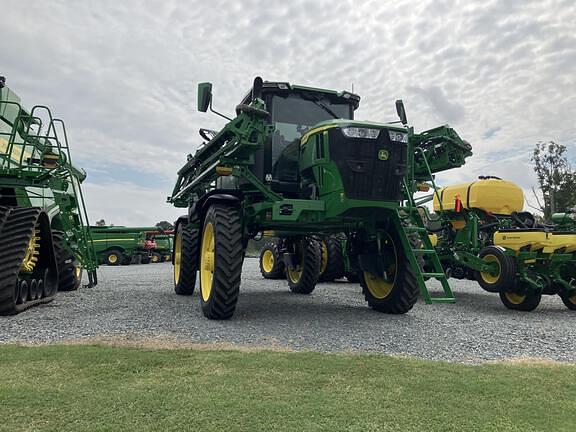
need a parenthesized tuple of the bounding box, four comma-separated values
(433, 177, 524, 215)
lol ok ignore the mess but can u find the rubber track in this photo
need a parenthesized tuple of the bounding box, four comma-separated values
(174, 225, 198, 295)
(319, 236, 345, 282)
(202, 204, 243, 319)
(0, 207, 52, 315)
(288, 237, 321, 294)
(52, 230, 80, 291)
(259, 240, 285, 279)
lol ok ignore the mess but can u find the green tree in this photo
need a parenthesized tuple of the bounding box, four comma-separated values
(156, 220, 174, 231)
(531, 141, 576, 221)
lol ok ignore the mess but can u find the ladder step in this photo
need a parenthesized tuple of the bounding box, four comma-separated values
(411, 249, 435, 255)
(429, 297, 456, 304)
(421, 272, 446, 278)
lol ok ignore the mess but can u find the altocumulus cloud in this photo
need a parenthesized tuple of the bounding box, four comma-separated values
(2, 0, 575, 223)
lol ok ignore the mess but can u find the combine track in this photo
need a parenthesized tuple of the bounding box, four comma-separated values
(0, 206, 58, 315)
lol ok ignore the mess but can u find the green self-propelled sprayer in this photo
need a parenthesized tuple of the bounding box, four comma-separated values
(168, 77, 472, 319)
(0, 77, 97, 315)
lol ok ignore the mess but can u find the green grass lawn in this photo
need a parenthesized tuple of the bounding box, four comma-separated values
(0, 345, 575, 432)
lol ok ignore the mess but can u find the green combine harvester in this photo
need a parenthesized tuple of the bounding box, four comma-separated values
(152, 231, 174, 262)
(422, 177, 576, 311)
(168, 77, 472, 319)
(90, 226, 159, 265)
(0, 77, 97, 314)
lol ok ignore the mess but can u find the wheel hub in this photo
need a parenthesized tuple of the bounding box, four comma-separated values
(20, 230, 40, 273)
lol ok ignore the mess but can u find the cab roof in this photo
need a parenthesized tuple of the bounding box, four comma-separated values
(240, 81, 361, 110)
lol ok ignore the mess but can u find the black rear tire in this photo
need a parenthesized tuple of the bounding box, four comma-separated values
(318, 236, 345, 282)
(475, 246, 516, 293)
(151, 252, 162, 263)
(259, 241, 285, 279)
(173, 223, 199, 295)
(199, 204, 243, 320)
(286, 237, 321, 294)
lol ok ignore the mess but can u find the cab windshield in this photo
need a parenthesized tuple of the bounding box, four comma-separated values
(270, 93, 353, 163)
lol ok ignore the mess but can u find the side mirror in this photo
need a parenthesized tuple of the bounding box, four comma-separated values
(197, 82, 213, 112)
(395, 99, 407, 125)
(252, 76, 263, 100)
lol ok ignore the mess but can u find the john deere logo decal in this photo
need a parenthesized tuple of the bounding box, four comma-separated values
(378, 149, 389, 161)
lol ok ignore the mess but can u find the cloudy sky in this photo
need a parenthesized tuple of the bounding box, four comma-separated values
(3, 0, 575, 225)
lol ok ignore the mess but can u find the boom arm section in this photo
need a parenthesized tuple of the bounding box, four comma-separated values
(411, 125, 472, 179)
(169, 99, 273, 207)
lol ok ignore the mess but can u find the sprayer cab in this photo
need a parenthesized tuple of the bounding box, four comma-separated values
(195, 79, 411, 212)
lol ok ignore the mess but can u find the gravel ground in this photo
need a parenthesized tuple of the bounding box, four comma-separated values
(1, 259, 575, 363)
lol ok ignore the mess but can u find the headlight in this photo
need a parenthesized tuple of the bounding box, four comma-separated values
(388, 130, 408, 143)
(341, 127, 380, 139)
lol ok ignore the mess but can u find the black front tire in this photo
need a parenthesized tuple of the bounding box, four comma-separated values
(173, 223, 199, 295)
(360, 230, 419, 314)
(199, 204, 243, 320)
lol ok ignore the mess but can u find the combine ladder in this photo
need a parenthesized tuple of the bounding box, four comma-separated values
(395, 145, 455, 304)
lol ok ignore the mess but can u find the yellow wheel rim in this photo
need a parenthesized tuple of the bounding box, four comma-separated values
(320, 241, 328, 274)
(152, 255, 159, 263)
(505, 292, 526, 305)
(480, 254, 501, 285)
(108, 254, 118, 264)
(262, 249, 275, 273)
(200, 222, 215, 301)
(287, 241, 305, 283)
(569, 295, 576, 305)
(364, 263, 396, 299)
(364, 234, 397, 299)
(75, 266, 82, 279)
(21, 230, 40, 272)
(287, 266, 302, 283)
(174, 231, 182, 285)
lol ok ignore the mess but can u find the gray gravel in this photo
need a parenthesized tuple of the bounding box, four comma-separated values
(1, 258, 575, 363)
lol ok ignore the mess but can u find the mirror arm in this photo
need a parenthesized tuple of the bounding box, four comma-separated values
(209, 99, 232, 121)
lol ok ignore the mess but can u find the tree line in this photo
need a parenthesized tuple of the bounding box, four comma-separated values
(531, 141, 576, 221)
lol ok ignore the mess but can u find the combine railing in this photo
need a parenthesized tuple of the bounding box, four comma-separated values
(0, 99, 98, 284)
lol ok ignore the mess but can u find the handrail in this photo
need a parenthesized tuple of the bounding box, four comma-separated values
(413, 146, 445, 213)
